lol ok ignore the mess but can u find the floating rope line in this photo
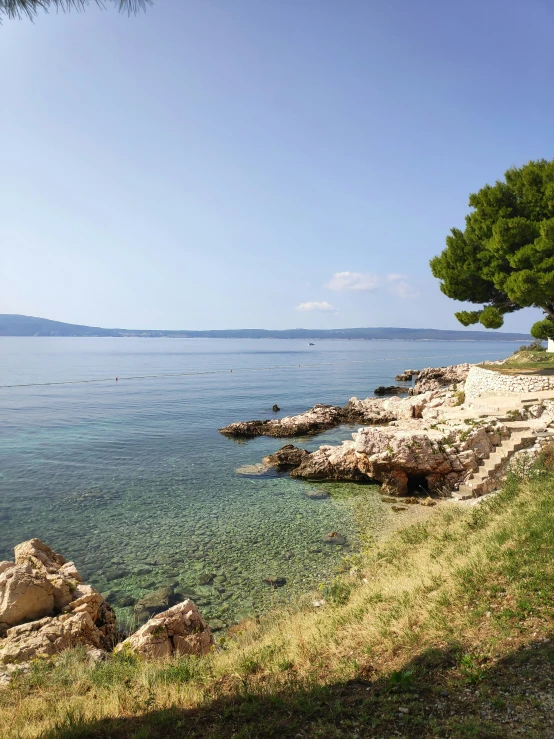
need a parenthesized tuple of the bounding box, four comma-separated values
(0, 350, 506, 389)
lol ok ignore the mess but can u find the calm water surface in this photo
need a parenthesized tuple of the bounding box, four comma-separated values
(0, 338, 517, 628)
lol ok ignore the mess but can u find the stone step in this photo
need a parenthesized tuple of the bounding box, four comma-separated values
(455, 430, 537, 499)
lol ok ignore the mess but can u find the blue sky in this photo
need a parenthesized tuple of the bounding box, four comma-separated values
(1, 0, 553, 331)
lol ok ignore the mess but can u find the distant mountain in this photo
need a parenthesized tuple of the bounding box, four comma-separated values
(0, 314, 532, 341)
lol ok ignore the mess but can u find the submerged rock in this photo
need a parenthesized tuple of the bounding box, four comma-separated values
(134, 586, 176, 620)
(321, 531, 346, 545)
(235, 463, 271, 476)
(304, 489, 330, 500)
(115, 600, 213, 659)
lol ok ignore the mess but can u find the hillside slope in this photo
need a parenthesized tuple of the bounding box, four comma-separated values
(0, 314, 531, 341)
(2, 455, 554, 737)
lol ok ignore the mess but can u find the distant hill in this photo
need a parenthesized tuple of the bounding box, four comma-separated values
(0, 314, 533, 341)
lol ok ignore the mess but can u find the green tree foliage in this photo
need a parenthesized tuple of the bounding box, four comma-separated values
(430, 159, 554, 339)
(0, 0, 150, 21)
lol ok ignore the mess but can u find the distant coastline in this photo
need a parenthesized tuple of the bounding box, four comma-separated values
(0, 314, 532, 342)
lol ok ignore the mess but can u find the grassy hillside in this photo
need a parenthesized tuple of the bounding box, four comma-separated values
(481, 343, 554, 375)
(2, 454, 554, 738)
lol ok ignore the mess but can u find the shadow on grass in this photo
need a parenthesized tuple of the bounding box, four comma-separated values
(45, 638, 554, 739)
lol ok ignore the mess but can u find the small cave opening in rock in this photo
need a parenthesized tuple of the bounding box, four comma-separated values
(407, 475, 429, 496)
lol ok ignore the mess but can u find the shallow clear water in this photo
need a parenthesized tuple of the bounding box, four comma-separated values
(0, 337, 516, 628)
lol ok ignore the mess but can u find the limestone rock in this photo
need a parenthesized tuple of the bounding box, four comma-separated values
(374, 386, 409, 396)
(14, 538, 66, 573)
(291, 442, 367, 482)
(0, 539, 116, 666)
(0, 563, 55, 627)
(0, 611, 105, 665)
(395, 370, 420, 381)
(410, 364, 471, 395)
(219, 404, 346, 438)
(343, 397, 398, 425)
(263, 444, 310, 469)
(115, 600, 213, 659)
(290, 423, 508, 495)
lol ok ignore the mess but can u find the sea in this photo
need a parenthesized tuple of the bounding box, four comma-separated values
(0, 337, 520, 629)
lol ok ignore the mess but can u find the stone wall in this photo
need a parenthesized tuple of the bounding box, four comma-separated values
(465, 365, 554, 399)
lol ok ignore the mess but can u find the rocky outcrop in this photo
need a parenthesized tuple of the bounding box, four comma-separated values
(263, 444, 310, 469)
(0, 563, 55, 627)
(0, 540, 215, 681)
(1, 539, 89, 628)
(219, 404, 346, 438)
(0, 586, 116, 664)
(0, 539, 116, 666)
(343, 397, 400, 424)
(222, 383, 470, 441)
(410, 364, 471, 395)
(114, 600, 213, 659)
(395, 370, 420, 381)
(290, 423, 509, 495)
(373, 386, 410, 396)
(291, 442, 368, 482)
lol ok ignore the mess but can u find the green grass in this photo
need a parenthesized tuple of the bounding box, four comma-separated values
(480, 346, 554, 374)
(3, 452, 554, 737)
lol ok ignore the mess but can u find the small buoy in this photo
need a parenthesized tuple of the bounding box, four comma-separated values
(115, 377, 118, 382)
(230, 369, 232, 372)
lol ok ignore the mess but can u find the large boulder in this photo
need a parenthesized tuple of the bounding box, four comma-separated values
(291, 441, 367, 482)
(0, 608, 112, 665)
(12, 538, 83, 612)
(0, 563, 55, 627)
(263, 444, 310, 469)
(0, 539, 116, 667)
(115, 600, 213, 659)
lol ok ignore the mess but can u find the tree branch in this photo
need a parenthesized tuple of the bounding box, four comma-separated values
(0, 0, 151, 20)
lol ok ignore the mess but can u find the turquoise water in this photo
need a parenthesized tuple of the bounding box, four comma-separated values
(0, 337, 517, 628)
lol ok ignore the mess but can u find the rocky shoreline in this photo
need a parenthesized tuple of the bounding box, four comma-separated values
(5, 357, 554, 685)
(0, 538, 213, 684)
(223, 361, 554, 496)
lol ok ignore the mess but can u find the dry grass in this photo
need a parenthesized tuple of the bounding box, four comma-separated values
(2, 454, 554, 737)
(480, 346, 554, 374)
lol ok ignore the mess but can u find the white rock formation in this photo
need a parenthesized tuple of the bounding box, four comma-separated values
(0, 539, 116, 666)
(114, 600, 213, 659)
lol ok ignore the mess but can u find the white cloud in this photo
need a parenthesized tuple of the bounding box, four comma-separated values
(390, 280, 420, 299)
(325, 271, 380, 292)
(295, 301, 336, 312)
(387, 273, 407, 282)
